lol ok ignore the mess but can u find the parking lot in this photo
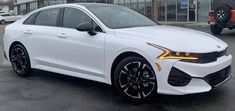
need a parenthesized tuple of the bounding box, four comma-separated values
(0, 24, 235, 111)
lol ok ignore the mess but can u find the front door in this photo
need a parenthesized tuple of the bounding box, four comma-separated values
(55, 7, 105, 78)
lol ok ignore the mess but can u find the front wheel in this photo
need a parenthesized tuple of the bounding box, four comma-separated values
(10, 44, 33, 76)
(210, 25, 223, 35)
(113, 56, 157, 101)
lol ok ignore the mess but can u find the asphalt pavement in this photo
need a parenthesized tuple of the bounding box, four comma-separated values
(0, 24, 235, 111)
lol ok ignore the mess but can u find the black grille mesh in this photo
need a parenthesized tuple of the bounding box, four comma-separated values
(181, 49, 227, 63)
(204, 66, 231, 87)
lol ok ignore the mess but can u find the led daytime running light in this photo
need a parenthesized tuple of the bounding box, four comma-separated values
(147, 43, 199, 60)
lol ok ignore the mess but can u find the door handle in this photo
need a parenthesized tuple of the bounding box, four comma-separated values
(57, 33, 68, 38)
(24, 30, 32, 34)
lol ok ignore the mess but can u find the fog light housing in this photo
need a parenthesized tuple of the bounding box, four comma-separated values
(168, 67, 192, 86)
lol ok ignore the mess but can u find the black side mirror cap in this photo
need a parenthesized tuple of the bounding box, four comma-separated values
(76, 22, 97, 36)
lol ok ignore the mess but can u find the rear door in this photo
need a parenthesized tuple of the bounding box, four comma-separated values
(21, 8, 60, 67)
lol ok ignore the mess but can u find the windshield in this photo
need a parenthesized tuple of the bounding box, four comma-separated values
(86, 5, 157, 29)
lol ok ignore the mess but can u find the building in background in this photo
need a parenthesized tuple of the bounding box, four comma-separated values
(154, 0, 212, 22)
(13, 0, 214, 22)
(0, 4, 9, 12)
(0, 0, 11, 12)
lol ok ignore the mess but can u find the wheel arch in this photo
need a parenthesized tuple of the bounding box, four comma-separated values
(110, 51, 150, 85)
(9, 41, 33, 76)
(9, 41, 26, 61)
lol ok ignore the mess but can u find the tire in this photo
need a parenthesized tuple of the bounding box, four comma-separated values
(214, 6, 231, 23)
(113, 56, 157, 101)
(210, 25, 223, 35)
(0, 20, 6, 24)
(10, 44, 33, 76)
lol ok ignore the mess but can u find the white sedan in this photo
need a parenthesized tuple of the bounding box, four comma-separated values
(3, 3, 232, 101)
(0, 13, 22, 24)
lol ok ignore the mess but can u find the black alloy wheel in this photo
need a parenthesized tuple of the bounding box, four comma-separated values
(214, 6, 231, 23)
(10, 44, 33, 76)
(113, 56, 157, 101)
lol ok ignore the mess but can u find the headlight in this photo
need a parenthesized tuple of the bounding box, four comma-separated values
(147, 43, 199, 61)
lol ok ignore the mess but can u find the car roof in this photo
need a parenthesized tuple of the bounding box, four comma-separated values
(38, 3, 118, 9)
(28, 3, 120, 15)
(76, 3, 118, 7)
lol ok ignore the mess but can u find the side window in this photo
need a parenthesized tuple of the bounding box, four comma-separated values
(35, 8, 59, 26)
(23, 13, 38, 25)
(63, 8, 92, 29)
(1, 14, 10, 17)
(63, 8, 103, 32)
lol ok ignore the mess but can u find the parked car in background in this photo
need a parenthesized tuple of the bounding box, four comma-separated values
(0, 13, 22, 24)
(209, 0, 235, 35)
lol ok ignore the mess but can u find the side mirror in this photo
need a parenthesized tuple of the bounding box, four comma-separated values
(76, 22, 97, 36)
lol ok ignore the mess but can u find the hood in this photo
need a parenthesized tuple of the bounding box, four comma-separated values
(114, 25, 228, 53)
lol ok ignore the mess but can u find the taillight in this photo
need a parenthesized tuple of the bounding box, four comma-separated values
(209, 10, 214, 16)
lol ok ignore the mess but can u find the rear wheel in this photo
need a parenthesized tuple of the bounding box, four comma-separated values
(113, 56, 157, 101)
(210, 25, 223, 35)
(10, 44, 33, 76)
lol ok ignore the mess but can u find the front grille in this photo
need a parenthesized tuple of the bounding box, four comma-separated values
(196, 51, 218, 63)
(204, 66, 231, 87)
(182, 48, 227, 64)
(168, 67, 192, 86)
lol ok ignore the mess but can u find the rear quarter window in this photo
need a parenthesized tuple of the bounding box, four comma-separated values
(23, 13, 38, 25)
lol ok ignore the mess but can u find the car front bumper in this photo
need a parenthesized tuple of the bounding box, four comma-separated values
(155, 54, 232, 95)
